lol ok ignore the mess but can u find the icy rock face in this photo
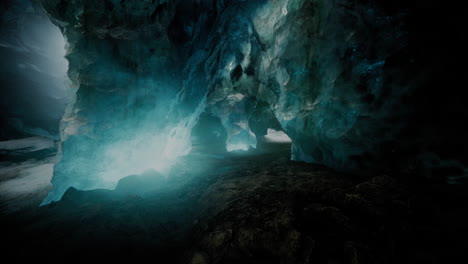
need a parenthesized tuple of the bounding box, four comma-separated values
(40, 0, 210, 203)
(192, 0, 465, 175)
(250, 0, 408, 171)
(192, 0, 409, 170)
(250, 0, 468, 176)
(40, 0, 467, 202)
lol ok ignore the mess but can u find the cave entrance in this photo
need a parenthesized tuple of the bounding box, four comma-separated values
(0, 0, 72, 210)
(264, 128, 291, 143)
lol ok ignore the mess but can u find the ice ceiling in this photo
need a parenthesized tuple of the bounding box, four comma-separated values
(35, 0, 468, 204)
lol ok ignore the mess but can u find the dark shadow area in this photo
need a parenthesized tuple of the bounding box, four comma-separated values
(1, 141, 467, 263)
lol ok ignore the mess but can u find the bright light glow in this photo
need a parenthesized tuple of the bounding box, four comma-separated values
(225, 123, 257, 152)
(264, 128, 291, 143)
(226, 143, 250, 152)
(98, 133, 180, 188)
(96, 97, 207, 189)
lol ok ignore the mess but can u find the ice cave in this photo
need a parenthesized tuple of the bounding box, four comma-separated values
(1, 0, 468, 263)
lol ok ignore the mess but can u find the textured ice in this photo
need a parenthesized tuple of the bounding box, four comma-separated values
(39, 0, 433, 203)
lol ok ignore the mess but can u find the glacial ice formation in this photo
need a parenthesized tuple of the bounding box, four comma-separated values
(39, 0, 468, 203)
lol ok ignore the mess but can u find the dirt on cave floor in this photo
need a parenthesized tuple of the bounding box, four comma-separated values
(1, 140, 467, 263)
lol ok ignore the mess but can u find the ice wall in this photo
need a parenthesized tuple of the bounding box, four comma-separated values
(40, 0, 210, 204)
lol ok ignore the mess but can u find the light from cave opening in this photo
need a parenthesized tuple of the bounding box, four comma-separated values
(99, 134, 183, 186)
(264, 129, 291, 143)
(96, 98, 208, 187)
(226, 143, 251, 152)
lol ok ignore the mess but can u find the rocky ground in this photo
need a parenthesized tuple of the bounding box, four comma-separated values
(0, 140, 467, 263)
